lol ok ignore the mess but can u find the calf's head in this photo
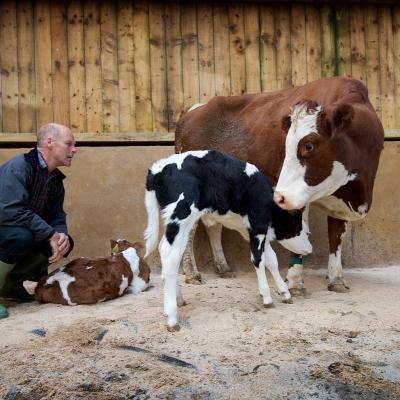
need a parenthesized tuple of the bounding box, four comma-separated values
(274, 100, 356, 210)
(271, 205, 312, 255)
(110, 239, 150, 292)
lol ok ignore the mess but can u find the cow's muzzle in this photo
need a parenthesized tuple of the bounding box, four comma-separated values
(274, 192, 290, 210)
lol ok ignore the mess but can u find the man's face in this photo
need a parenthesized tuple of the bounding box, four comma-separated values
(50, 129, 77, 168)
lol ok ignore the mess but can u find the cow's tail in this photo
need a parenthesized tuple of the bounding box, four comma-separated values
(144, 171, 159, 258)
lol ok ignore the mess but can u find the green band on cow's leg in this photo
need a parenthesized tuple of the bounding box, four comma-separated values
(289, 256, 306, 265)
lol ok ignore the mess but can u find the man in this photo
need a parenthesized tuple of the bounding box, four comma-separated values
(0, 123, 77, 318)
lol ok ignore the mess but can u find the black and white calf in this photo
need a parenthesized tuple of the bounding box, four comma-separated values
(144, 150, 312, 331)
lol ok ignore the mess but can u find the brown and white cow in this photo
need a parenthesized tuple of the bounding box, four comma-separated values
(35, 239, 150, 305)
(175, 77, 384, 294)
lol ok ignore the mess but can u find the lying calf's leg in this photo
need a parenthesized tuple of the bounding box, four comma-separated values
(250, 234, 273, 307)
(264, 242, 292, 304)
(181, 222, 202, 284)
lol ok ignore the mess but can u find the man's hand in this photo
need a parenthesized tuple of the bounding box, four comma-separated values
(48, 232, 70, 263)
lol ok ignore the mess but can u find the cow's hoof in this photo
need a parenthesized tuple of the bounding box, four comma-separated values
(328, 283, 350, 293)
(263, 303, 275, 309)
(177, 299, 187, 307)
(282, 297, 293, 304)
(289, 287, 307, 297)
(184, 274, 202, 285)
(167, 324, 181, 332)
(218, 270, 236, 279)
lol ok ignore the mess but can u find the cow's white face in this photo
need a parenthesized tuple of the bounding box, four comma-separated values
(274, 102, 356, 210)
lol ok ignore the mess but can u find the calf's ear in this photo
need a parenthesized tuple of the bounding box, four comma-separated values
(110, 239, 119, 254)
(281, 115, 291, 133)
(332, 103, 354, 135)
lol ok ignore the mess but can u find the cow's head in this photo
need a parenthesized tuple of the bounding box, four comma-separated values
(274, 100, 357, 210)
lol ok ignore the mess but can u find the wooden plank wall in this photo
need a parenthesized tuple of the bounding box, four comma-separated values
(1, 1, 400, 140)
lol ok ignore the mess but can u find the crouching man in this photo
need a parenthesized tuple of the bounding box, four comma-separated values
(0, 123, 77, 318)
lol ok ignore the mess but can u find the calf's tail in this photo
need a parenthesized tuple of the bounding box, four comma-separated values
(144, 171, 159, 258)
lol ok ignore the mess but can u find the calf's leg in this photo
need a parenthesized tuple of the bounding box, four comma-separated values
(160, 213, 200, 331)
(264, 242, 292, 303)
(327, 217, 349, 292)
(159, 235, 185, 332)
(250, 235, 274, 307)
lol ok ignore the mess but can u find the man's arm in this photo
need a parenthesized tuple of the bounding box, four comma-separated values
(0, 161, 55, 241)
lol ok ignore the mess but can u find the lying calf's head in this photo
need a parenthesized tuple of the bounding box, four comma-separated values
(270, 205, 312, 255)
(110, 239, 150, 293)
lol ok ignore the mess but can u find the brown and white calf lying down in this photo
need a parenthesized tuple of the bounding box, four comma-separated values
(35, 239, 150, 305)
(144, 150, 312, 331)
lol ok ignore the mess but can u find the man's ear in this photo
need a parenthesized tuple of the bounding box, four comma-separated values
(281, 115, 291, 133)
(331, 103, 354, 135)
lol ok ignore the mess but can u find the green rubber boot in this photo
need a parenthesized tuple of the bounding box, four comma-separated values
(0, 260, 16, 319)
(0, 304, 8, 319)
(1, 252, 48, 302)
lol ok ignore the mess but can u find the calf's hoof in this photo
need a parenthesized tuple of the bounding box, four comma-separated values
(289, 287, 307, 297)
(282, 297, 293, 304)
(263, 303, 275, 309)
(328, 283, 350, 293)
(167, 324, 181, 332)
(184, 274, 202, 285)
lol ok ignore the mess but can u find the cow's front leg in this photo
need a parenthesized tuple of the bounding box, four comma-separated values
(286, 255, 306, 296)
(204, 223, 233, 278)
(327, 216, 349, 293)
(286, 204, 308, 296)
(181, 222, 202, 284)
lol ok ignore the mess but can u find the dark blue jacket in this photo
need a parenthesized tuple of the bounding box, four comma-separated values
(0, 149, 68, 242)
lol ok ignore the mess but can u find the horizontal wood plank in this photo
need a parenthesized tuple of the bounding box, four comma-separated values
(0, 130, 397, 144)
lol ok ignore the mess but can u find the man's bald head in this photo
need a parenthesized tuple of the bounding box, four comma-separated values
(36, 123, 77, 171)
(37, 123, 71, 147)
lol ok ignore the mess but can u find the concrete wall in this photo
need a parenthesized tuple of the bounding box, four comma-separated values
(1, 142, 399, 271)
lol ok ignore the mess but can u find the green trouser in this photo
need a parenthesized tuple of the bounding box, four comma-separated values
(0, 261, 16, 319)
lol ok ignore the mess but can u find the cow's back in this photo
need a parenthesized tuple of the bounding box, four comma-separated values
(175, 77, 382, 186)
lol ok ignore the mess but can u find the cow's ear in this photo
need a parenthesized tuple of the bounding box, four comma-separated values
(317, 110, 332, 137)
(281, 115, 291, 133)
(332, 103, 354, 134)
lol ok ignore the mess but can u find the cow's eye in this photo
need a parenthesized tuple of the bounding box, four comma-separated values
(304, 142, 314, 152)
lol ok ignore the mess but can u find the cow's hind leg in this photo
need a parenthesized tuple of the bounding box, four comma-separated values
(204, 223, 233, 278)
(250, 235, 274, 307)
(264, 242, 292, 304)
(327, 217, 349, 293)
(181, 222, 202, 284)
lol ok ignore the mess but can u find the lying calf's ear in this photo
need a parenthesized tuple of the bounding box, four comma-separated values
(110, 239, 119, 254)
